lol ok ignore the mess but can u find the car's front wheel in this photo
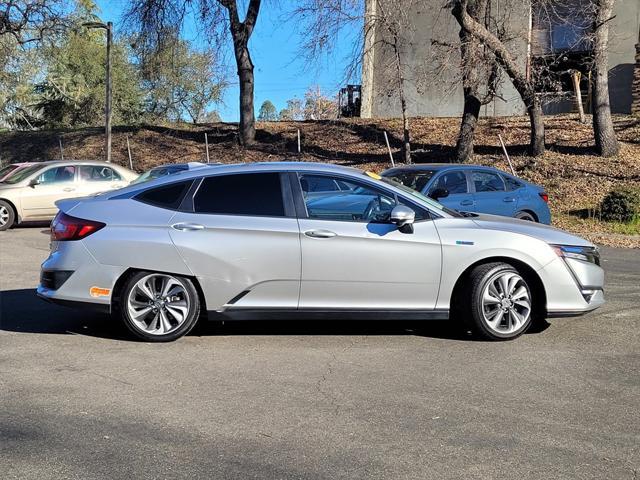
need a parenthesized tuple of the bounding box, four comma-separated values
(119, 271, 201, 342)
(0, 200, 16, 231)
(466, 263, 533, 340)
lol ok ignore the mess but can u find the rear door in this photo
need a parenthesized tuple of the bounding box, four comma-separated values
(295, 172, 442, 310)
(470, 170, 516, 217)
(427, 170, 474, 212)
(168, 172, 302, 311)
(20, 165, 78, 219)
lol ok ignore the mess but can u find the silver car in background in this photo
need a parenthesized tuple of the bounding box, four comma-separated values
(37, 163, 605, 342)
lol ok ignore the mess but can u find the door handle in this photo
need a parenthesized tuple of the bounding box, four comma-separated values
(172, 223, 205, 231)
(503, 197, 516, 203)
(460, 200, 474, 206)
(63, 187, 76, 192)
(304, 229, 337, 239)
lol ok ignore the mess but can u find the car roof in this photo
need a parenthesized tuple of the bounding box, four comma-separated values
(383, 163, 504, 173)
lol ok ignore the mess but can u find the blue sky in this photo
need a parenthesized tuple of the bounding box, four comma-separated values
(95, 0, 361, 121)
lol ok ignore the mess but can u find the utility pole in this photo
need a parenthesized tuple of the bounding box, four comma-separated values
(83, 21, 112, 163)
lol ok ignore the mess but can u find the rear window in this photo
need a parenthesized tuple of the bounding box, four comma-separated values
(135, 180, 192, 210)
(194, 173, 285, 216)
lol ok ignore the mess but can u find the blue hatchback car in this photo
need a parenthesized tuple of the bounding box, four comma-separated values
(382, 164, 551, 224)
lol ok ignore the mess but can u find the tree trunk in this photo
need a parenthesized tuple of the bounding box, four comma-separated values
(455, 92, 481, 162)
(226, 0, 261, 147)
(591, 0, 619, 157)
(454, 0, 490, 163)
(236, 45, 256, 146)
(393, 38, 411, 164)
(527, 101, 545, 157)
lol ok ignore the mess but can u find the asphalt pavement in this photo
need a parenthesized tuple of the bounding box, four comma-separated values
(1, 226, 638, 479)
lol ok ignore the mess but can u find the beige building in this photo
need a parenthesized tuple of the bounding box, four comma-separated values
(361, 0, 640, 118)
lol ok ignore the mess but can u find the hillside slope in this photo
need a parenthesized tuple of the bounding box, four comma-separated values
(1, 115, 639, 246)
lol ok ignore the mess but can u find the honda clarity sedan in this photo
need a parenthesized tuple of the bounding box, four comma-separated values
(382, 164, 551, 224)
(37, 163, 604, 342)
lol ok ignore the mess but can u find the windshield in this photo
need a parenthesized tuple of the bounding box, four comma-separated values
(384, 170, 436, 193)
(375, 174, 463, 218)
(2, 164, 44, 184)
(0, 164, 19, 178)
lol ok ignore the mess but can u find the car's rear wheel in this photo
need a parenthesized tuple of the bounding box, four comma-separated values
(515, 211, 536, 222)
(0, 200, 16, 231)
(466, 263, 533, 340)
(120, 271, 200, 342)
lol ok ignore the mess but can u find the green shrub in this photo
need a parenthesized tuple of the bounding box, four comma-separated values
(600, 187, 640, 223)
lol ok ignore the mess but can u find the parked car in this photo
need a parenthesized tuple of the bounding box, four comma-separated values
(38, 162, 603, 342)
(0, 162, 32, 182)
(0, 160, 137, 231)
(382, 164, 551, 224)
(131, 162, 210, 185)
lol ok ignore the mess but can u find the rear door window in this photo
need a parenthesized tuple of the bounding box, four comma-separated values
(79, 165, 122, 182)
(194, 173, 285, 217)
(472, 171, 505, 192)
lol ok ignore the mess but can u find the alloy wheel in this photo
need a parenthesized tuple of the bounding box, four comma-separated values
(126, 274, 191, 335)
(0, 205, 9, 227)
(481, 271, 531, 335)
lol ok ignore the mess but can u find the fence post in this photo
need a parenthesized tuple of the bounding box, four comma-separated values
(498, 134, 515, 175)
(59, 137, 64, 161)
(383, 131, 395, 167)
(205, 132, 210, 163)
(297, 129, 301, 154)
(126, 135, 133, 170)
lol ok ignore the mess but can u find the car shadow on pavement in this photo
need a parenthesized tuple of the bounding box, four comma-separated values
(0, 289, 548, 342)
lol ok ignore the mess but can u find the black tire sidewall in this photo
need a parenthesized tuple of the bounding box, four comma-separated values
(119, 271, 201, 342)
(515, 211, 536, 222)
(469, 264, 532, 340)
(0, 201, 15, 231)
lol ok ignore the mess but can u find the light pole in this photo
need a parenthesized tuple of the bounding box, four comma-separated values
(83, 21, 112, 163)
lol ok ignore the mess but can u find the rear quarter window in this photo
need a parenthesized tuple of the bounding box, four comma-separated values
(134, 180, 193, 210)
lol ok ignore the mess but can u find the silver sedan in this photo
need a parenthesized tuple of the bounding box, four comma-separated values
(37, 162, 605, 342)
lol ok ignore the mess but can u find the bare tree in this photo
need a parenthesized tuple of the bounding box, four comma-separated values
(125, 0, 262, 145)
(0, 0, 67, 46)
(451, 0, 546, 157)
(452, 0, 500, 162)
(293, 0, 420, 164)
(590, 0, 619, 156)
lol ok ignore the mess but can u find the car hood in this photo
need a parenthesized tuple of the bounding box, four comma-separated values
(471, 214, 593, 247)
(0, 183, 24, 192)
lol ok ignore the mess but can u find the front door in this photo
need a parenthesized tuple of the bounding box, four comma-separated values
(296, 173, 442, 310)
(427, 170, 475, 212)
(168, 172, 301, 311)
(20, 165, 78, 219)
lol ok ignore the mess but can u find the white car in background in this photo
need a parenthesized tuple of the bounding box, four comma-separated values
(0, 160, 137, 231)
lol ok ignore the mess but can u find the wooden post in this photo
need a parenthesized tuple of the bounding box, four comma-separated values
(498, 134, 515, 175)
(383, 131, 395, 167)
(126, 135, 133, 170)
(297, 129, 301, 154)
(105, 22, 112, 162)
(572, 70, 586, 124)
(205, 132, 210, 163)
(59, 137, 64, 161)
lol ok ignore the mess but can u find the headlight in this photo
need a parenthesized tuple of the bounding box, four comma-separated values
(551, 245, 600, 266)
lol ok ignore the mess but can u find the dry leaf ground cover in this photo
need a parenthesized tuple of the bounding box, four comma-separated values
(1, 114, 638, 247)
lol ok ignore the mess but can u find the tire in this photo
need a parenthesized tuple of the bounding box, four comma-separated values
(118, 271, 201, 342)
(465, 262, 533, 341)
(0, 200, 16, 231)
(515, 211, 536, 222)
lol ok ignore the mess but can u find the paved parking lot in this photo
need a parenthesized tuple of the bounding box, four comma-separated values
(0, 226, 638, 479)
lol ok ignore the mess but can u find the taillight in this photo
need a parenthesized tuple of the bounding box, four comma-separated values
(51, 212, 105, 241)
(539, 192, 549, 203)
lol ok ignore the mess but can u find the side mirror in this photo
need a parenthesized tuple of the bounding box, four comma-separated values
(429, 188, 449, 200)
(390, 205, 415, 234)
(29, 178, 40, 188)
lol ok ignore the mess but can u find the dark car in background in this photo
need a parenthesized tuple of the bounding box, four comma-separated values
(382, 164, 551, 224)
